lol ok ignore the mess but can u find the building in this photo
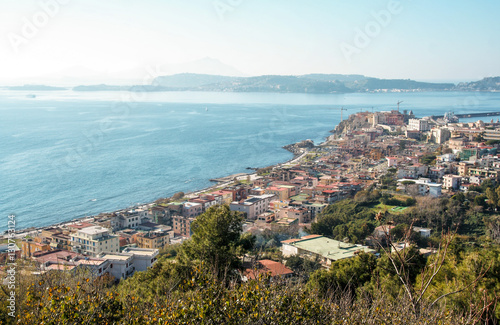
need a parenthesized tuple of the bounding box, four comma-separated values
(442, 174, 462, 190)
(0, 243, 20, 263)
(71, 226, 119, 257)
(458, 162, 472, 176)
(484, 129, 500, 141)
(413, 227, 431, 238)
(386, 157, 398, 167)
(373, 225, 395, 239)
(210, 190, 235, 205)
(281, 235, 375, 268)
(302, 202, 327, 220)
(431, 127, 451, 144)
(230, 194, 276, 220)
(182, 202, 203, 218)
(373, 111, 405, 126)
(117, 212, 142, 229)
(469, 167, 500, 180)
(99, 247, 158, 279)
(99, 252, 135, 280)
(135, 231, 169, 249)
(397, 178, 442, 197)
(242, 259, 294, 281)
(122, 247, 159, 271)
(33, 250, 109, 277)
(279, 207, 311, 223)
(265, 187, 289, 201)
(408, 118, 430, 132)
(21, 239, 51, 258)
(172, 215, 195, 237)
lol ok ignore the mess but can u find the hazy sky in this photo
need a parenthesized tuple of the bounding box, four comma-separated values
(1, 0, 499, 85)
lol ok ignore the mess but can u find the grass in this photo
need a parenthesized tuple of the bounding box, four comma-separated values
(372, 203, 408, 214)
(391, 206, 408, 212)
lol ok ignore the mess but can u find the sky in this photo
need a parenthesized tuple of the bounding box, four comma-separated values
(0, 0, 499, 85)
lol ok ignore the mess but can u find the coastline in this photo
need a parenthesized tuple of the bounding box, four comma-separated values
(2, 136, 316, 240)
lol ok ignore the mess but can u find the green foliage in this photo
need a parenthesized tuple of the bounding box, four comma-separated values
(420, 154, 436, 165)
(308, 252, 377, 296)
(285, 255, 322, 279)
(390, 223, 409, 241)
(485, 139, 500, 145)
(353, 188, 381, 206)
(421, 246, 500, 320)
(159, 243, 181, 259)
(380, 172, 397, 188)
(180, 205, 249, 275)
(171, 191, 185, 201)
(311, 200, 376, 243)
(380, 194, 414, 207)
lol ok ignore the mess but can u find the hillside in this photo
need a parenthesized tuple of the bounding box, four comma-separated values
(66, 74, 500, 94)
(455, 76, 500, 91)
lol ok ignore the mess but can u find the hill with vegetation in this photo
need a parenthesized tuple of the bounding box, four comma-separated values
(3, 186, 500, 323)
(455, 77, 500, 91)
(68, 74, 500, 94)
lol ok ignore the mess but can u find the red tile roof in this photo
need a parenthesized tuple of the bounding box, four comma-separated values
(244, 259, 294, 280)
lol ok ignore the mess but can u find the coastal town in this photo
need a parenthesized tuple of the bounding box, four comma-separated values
(3, 107, 500, 280)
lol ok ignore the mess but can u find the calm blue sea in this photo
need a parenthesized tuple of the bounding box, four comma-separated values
(1, 90, 500, 232)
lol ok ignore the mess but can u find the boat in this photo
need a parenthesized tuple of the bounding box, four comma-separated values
(443, 111, 459, 123)
(26, 94, 36, 98)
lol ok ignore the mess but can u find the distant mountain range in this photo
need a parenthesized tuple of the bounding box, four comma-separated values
(150, 73, 455, 93)
(7, 75, 500, 94)
(5, 85, 67, 91)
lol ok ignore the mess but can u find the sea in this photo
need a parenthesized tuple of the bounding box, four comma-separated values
(2, 90, 500, 232)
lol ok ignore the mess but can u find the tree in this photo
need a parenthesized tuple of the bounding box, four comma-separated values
(420, 154, 436, 165)
(172, 191, 185, 201)
(486, 187, 498, 209)
(180, 205, 250, 275)
(285, 255, 321, 279)
(308, 252, 377, 296)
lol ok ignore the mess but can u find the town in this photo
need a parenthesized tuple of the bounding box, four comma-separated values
(3, 107, 500, 281)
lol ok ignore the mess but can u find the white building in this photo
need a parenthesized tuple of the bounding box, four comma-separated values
(100, 247, 159, 279)
(413, 227, 431, 238)
(122, 247, 158, 271)
(71, 226, 119, 257)
(431, 127, 451, 144)
(116, 211, 144, 229)
(408, 118, 430, 132)
(230, 194, 276, 220)
(386, 157, 398, 168)
(100, 253, 135, 279)
(442, 174, 462, 190)
(397, 178, 442, 197)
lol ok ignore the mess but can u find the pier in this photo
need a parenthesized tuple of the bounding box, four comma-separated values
(432, 111, 500, 119)
(209, 173, 249, 183)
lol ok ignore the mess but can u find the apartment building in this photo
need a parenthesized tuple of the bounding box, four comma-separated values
(71, 226, 119, 257)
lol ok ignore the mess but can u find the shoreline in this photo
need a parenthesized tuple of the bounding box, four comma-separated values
(2, 137, 316, 239)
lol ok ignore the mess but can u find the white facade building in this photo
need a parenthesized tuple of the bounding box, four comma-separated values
(230, 194, 276, 220)
(442, 174, 462, 190)
(100, 247, 159, 279)
(408, 119, 430, 132)
(71, 226, 119, 257)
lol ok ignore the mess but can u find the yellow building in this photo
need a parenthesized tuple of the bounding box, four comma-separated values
(136, 231, 169, 250)
(21, 239, 51, 258)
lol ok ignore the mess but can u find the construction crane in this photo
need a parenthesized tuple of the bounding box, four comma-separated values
(397, 100, 404, 112)
(340, 107, 348, 122)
